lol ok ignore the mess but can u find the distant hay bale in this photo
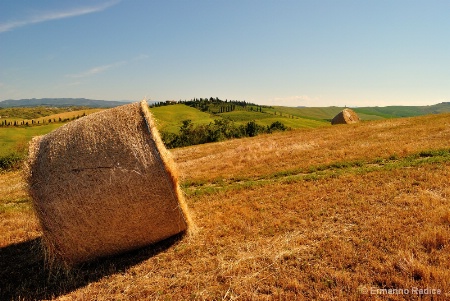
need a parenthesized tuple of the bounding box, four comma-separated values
(26, 100, 193, 266)
(331, 108, 360, 125)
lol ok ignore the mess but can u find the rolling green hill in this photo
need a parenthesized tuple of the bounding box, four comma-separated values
(149, 104, 217, 133)
(0, 107, 84, 120)
(218, 110, 328, 129)
(353, 102, 450, 118)
(266, 106, 345, 121)
(264, 106, 383, 122)
(0, 124, 62, 156)
(263, 102, 450, 121)
(149, 104, 330, 135)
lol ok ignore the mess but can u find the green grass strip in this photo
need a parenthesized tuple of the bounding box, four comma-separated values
(183, 148, 450, 196)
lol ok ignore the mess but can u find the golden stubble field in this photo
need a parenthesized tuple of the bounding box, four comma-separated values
(1, 113, 450, 300)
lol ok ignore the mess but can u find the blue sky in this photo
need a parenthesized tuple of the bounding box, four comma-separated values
(1, 0, 449, 107)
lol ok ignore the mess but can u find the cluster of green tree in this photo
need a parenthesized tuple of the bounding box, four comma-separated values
(161, 119, 288, 148)
(271, 111, 299, 119)
(0, 113, 86, 127)
(250, 106, 263, 112)
(183, 97, 256, 110)
(150, 97, 272, 114)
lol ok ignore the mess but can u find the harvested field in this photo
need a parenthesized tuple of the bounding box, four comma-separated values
(1, 113, 450, 300)
(173, 113, 450, 183)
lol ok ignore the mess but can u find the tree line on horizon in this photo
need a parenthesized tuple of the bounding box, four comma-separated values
(150, 97, 272, 114)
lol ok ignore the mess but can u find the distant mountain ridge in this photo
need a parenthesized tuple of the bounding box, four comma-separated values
(0, 98, 134, 108)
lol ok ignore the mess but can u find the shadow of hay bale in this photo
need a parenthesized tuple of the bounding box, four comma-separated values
(0, 234, 183, 300)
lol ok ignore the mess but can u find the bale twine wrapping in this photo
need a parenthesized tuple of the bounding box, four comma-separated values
(27, 100, 192, 266)
(331, 108, 360, 125)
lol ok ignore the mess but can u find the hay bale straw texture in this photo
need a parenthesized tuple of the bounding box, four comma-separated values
(331, 108, 360, 125)
(27, 100, 192, 266)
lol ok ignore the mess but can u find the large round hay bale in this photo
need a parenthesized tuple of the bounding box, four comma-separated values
(331, 108, 360, 125)
(26, 100, 192, 266)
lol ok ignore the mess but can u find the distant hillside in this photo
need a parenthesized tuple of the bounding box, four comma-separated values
(150, 104, 217, 133)
(353, 102, 450, 118)
(0, 98, 133, 108)
(150, 104, 328, 133)
(273, 102, 450, 121)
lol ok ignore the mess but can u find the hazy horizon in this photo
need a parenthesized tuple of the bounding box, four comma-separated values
(2, 97, 449, 109)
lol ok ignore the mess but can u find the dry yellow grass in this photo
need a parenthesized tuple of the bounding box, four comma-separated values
(1, 113, 450, 300)
(0, 171, 40, 246)
(173, 113, 450, 183)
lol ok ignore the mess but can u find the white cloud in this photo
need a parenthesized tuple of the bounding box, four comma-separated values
(66, 61, 126, 78)
(0, 0, 120, 33)
(65, 54, 147, 79)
